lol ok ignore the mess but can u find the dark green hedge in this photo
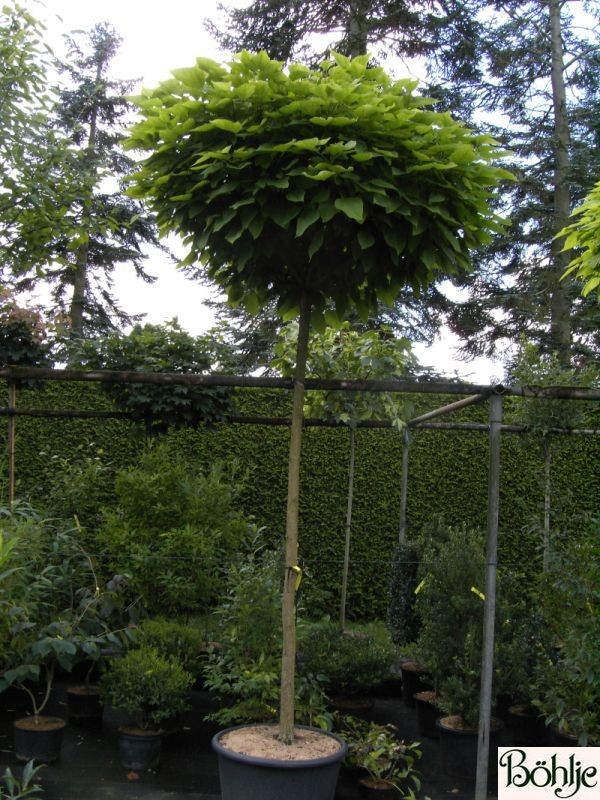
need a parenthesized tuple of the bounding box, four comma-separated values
(1, 380, 598, 619)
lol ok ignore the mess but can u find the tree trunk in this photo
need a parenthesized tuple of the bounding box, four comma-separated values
(68, 59, 101, 337)
(279, 294, 311, 745)
(339, 426, 356, 631)
(548, 0, 573, 367)
(346, 0, 369, 56)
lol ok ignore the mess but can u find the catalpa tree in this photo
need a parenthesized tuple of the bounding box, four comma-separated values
(126, 50, 511, 744)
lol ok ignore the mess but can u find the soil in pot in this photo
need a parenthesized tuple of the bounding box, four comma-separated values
(14, 716, 67, 763)
(437, 715, 503, 783)
(66, 685, 103, 724)
(358, 776, 399, 798)
(118, 726, 163, 770)
(506, 703, 547, 746)
(414, 690, 441, 739)
(399, 661, 431, 708)
(212, 723, 347, 800)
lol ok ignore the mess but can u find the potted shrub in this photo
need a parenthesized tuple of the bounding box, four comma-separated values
(127, 48, 509, 799)
(298, 621, 395, 715)
(133, 616, 209, 687)
(415, 523, 503, 780)
(99, 645, 194, 769)
(203, 543, 332, 730)
(531, 517, 600, 745)
(341, 716, 423, 798)
(0, 512, 122, 761)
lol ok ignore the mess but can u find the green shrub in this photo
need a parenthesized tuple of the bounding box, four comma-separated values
(299, 621, 395, 696)
(99, 646, 193, 730)
(415, 523, 486, 727)
(387, 541, 420, 648)
(98, 444, 250, 615)
(203, 536, 330, 728)
(532, 514, 600, 743)
(134, 618, 207, 679)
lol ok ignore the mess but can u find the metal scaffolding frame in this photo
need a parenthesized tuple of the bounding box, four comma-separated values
(1, 365, 598, 799)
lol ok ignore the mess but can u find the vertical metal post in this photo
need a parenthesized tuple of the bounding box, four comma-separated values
(475, 391, 503, 800)
(7, 380, 16, 510)
(398, 427, 410, 543)
(339, 426, 356, 631)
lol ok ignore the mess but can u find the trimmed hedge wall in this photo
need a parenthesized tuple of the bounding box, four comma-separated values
(1, 380, 598, 619)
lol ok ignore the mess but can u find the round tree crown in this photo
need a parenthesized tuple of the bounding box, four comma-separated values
(126, 51, 512, 324)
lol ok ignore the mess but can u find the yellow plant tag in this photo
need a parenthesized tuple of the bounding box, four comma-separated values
(471, 586, 485, 601)
(291, 565, 302, 591)
(414, 578, 426, 595)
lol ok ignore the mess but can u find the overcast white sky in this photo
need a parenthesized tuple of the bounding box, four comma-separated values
(36, 0, 503, 383)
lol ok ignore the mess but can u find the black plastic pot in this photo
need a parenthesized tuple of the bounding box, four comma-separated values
(414, 691, 441, 739)
(549, 725, 579, 747)
(118, 727, 163, 770)
(399, 662, 431, 708)
(358, 777, 399, 798)
(437, 716, 503, 782)
(66, 685, 103, 724)
(212, 724, 347, 800)
(14, 716, 67, 763)
(506, 704, 547, 746)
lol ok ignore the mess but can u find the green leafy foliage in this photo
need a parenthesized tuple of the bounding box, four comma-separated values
(507, 340, 599, 432)
(340, 715, 423, 797)
(298, 620, 394, 695)
(387, 542, 420, 647)
(0, 505, 134, 716)
(561, 178, 600, 297)
(3, 381, 599, 620)
(532, 513, 600, 744)
(0, 760, 45, 799)
(127, 51, 510, 327)
(203, 539, 330, 727)
(99, 645, 193, 730)
(0, 290, 50, 369)
(415, 523, 486, 727)
(273, 322, 415, 427)
(133, 617, 208, 679)
(98, 443, 250, 615)
(71, 320, 232, 432)
(40, 442, 114, 535)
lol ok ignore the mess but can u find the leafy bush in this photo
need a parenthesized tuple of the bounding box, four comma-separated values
(532, 514, 600, 743)
(340, 715, 422, 797)
(298, 620, 395, 696)
(387, 541, 420, 648)
(40, 443, 115, 535)
(98, 444, 250, 615)
(203, 536, 330, 727)
(415, 523, 486, 727)
(0, 505, 134, 717)
(72, 320, 232, 433)
(99, 646, 193, 730)
(134, 618, 207, 679)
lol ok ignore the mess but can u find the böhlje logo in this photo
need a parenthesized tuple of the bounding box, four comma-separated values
(498, 747, 600, 799)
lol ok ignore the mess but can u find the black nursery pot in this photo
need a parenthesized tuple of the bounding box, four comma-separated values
(400, 662, 431, 708)
(66, 685, 103, 724)
(212, 724, 347, 800)
(14, 716, 67, 763)
(506, 703, 547, 746)
(118, 727, 163, 770)
(414, 691, 441, 739)
(437, 716, 503, 782)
